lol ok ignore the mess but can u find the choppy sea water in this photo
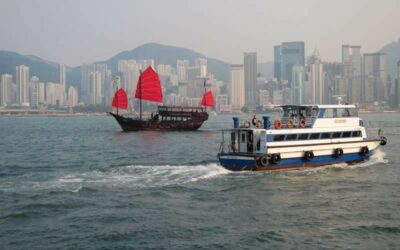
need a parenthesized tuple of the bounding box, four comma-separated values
(0, 113, 399, 249)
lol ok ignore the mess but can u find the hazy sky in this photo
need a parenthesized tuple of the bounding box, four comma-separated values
(1, 0, 399, 66)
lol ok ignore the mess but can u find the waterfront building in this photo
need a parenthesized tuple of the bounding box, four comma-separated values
(177, 60, 190, 81)
(274, 45, 281, 80)
(59, 64, 66, 92)
(363, 52, 387, 104)
(16, 65, 30, 106)
(291, 64, 305, 105)
(0, 74, 13, 107)
(229, 64, 245, 110)
(195, 58, 207, 78)
(68, 86, 79, 107)
(279, 41, 305, 83)
(309, 49, 325, 104)
(244, 52, 257, 110)
(342, 45, 361, 77)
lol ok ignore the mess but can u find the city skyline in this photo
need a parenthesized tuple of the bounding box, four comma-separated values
(0, 0, 399, 66)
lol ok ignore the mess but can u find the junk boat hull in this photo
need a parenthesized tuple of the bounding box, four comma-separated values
(217, 104, 387, 171)
(109, 112, 208, 131)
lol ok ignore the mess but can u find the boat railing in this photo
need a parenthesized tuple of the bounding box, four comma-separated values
(366, 128, 382, 139)
(279, 116, 316, 129)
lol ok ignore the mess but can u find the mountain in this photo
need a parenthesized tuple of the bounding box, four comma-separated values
(100, 43, 230, 81)
(0, 50, 59, 83)
(380, 39, 400, 79)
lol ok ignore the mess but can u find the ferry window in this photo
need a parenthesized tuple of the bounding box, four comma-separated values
(321, 133, 331, 139)
(274, 135, 285, 141)
(342, 131, 352, 138)
(298, 133, 309, 140)
(323, 109, 334, 118)
(332, 132, 342, 138)
(352, 131, 361, 137)
(310, 133, 320, 139)
(241, 133, 246, 142)
(286, 134, 297, 141)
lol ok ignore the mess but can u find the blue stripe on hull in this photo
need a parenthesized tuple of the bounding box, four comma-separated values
(218, 151, 373, 171)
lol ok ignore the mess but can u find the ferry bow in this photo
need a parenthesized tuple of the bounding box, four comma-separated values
(217, 104, 387, 171)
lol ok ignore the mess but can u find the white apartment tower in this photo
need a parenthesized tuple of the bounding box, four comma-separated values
(229, 64, 245, 110)
(16, 65, 30, 106)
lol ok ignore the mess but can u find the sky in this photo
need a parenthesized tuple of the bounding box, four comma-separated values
(0, 0, 399, 66)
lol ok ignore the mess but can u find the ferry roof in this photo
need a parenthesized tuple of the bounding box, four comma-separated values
(279, 104, 357, 109)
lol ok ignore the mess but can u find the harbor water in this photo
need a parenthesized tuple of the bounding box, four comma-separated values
(0, 113, 399, 249)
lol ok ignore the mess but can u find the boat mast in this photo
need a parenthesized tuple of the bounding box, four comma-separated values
(203, 77, 207, 112)
(139, 70, 142, 120)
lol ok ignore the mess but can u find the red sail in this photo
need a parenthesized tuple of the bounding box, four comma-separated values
(201, 91, 214, 107)
(134, 66, 163, 103)
(112, 88, 128, 109)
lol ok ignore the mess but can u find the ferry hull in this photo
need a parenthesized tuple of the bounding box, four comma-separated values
(218, 151, 374, 171)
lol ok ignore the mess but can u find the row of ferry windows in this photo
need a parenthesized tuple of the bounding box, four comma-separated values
(273, 131, 362, 141)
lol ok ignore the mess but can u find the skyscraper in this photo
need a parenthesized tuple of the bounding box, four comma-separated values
(177, 60, 189, 81)
(291, 64, 305, 105)
(244, 52, 257, 110)
(229, 64, 245, 110)
(0, 74, 13, 107)
(280, 41, 305, 83)
(309, 49, 325, 104)
(342, 45, 361, 77)
(273, 45, 281, 80)
(59, 64, 66, 91)
(363, 52, 387, 104)
(16, 65, 30, 106)
(195, 58, 207, 78)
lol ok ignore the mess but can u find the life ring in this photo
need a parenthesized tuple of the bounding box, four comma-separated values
(270, 153, 281, 164)
(360, 146, 369, 155)
(299, 118, 306, 128)
(287, 119, 294, 128)
(304, 151, 314, 161)
(260, 156, 268, 166)
(380, 136, 387, 146)
(274, 120, 281, 129)
(333, 148, 343, 158)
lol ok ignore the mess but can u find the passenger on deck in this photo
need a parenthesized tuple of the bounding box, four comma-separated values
(252, 115, 257, 126)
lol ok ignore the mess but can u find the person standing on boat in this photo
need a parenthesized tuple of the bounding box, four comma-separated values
(252, 115, 257, 127)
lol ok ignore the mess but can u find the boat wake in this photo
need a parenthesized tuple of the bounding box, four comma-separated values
(59, 163, 231, 192)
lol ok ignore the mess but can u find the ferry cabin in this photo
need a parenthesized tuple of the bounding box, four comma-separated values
(218, 105, 386, 171)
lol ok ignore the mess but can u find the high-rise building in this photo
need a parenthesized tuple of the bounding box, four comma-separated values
(244, 52, 257, 110)
(0, 74, 13, 107)
(29, 76, 40, 107)
(229, 64, 245, 110)
(68, 86, 79, 107)
(291, 64, 305, 105)
(273, 45, 281, 80)
(280, 41, 305, 83)
(309, 49, 325, 104)
(342, 45, 361, 77)
(59, 64, 66, 91)
(363, 52, 387, 104)
(16, 65, 30, 106)
(177, 60, 190, 81)
(195, 58, 207, 78)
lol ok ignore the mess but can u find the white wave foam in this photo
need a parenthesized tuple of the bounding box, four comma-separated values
(59, 163, 231, 190)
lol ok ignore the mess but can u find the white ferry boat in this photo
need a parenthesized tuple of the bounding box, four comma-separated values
(217, 104, 387, 171)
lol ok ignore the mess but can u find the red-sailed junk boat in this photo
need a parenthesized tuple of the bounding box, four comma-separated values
(109, 66, 214, 132)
